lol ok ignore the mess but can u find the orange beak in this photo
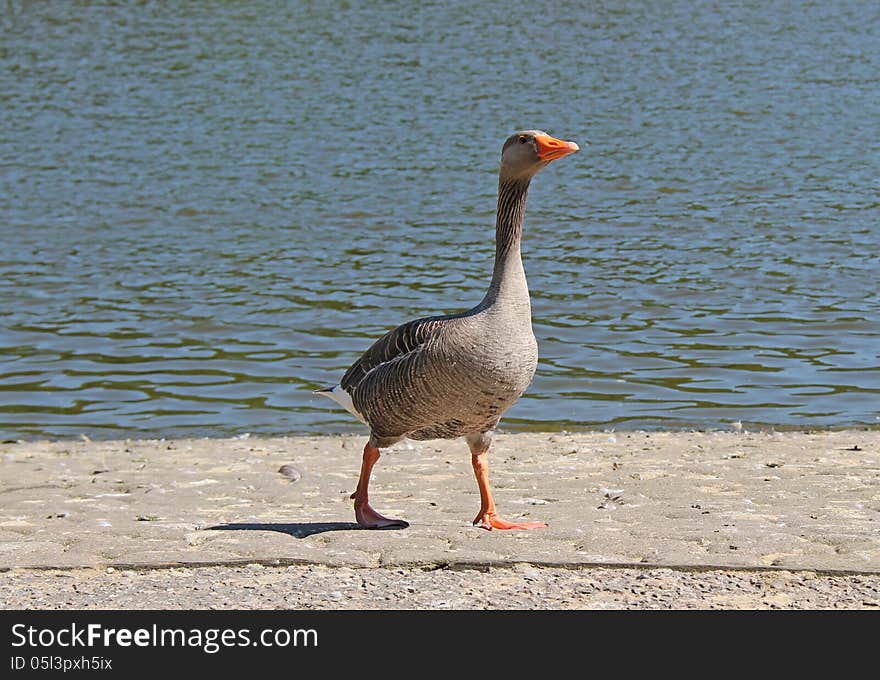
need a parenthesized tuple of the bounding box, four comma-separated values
(535, 133, 580, 162)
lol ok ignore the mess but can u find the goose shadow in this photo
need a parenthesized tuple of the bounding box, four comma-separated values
(206, 521, 407, 538)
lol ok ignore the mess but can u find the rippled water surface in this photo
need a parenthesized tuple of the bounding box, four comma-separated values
(1, 1, 878, 439)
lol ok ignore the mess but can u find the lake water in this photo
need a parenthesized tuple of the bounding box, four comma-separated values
(1, 1, 878, 440)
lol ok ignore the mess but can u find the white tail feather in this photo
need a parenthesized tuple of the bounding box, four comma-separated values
(316, 385, 367, 424)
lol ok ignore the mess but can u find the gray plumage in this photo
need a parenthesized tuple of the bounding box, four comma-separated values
(320, 130, 578, 450)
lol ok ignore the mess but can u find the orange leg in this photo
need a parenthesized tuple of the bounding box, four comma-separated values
(471, 450, 547, 531)
(350, 442, 408, 529)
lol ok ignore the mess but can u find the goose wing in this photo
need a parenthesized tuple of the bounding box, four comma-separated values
(340, 314, 452, 392)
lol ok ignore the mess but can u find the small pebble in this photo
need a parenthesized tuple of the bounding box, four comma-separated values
(278, 464, 302, 482)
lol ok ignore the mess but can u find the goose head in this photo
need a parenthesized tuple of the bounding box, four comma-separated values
(500, 130, 580, 180)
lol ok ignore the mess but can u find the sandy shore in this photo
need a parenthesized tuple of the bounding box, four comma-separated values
(1, 430, 878, 609)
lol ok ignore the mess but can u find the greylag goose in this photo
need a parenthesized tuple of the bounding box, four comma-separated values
(319, 130, 579, 530)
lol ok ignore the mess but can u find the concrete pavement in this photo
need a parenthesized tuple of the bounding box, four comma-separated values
(1, 430, 877, 575)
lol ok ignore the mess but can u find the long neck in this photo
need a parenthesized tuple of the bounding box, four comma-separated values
(482, 175, 532, 308)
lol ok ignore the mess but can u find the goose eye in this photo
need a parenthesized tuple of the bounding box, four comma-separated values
(518, 135, 527, 144)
